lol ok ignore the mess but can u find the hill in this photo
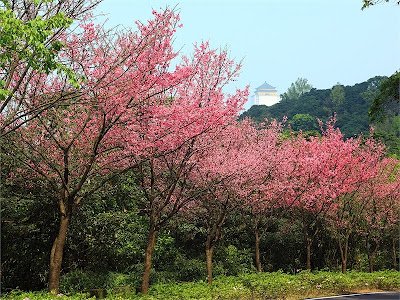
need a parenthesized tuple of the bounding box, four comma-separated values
(241, 76, 386, 138)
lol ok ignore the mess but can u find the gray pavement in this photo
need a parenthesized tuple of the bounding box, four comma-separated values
(307, 292, 400, 300)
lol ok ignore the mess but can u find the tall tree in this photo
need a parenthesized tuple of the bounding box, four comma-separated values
(133, 42, 246, 294)
(369, 72, 400, 156)
(185, 121, 261, 284)
(330, 83, 345, 113)
(369, 72, 399, 121)
(359, 158, 400, 272)
(4, 9, 202, 293)
(243, 121, 285, 272)
(281, 77, 312, 102)
(326, 138, 386, 273)
(286, 120, 375, 270)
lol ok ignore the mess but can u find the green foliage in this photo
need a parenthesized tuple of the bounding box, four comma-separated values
(0, 169, 148, 291)
(219, 245, 254, 276)
(369, 72, 400, 122)
(60, 270, 138, 295)
(68, 209, 147, 272)
(362, 0, 400, 10)
(331, 83, 345, 110)
(241, 76, 386, 138)
(153, 253, 206, 283)
(281, 77, 313, 102)
(60, 270, 106, 294)
(141, 270, 400, 299)
(1, 290, 91, 300)
(1, 179, 58, 290)
(0, 2, 78, 99)
(5, 271, 399, 299)
(289, 113, 319, 133)
(373, 116, 400, 157)
(369, 72, 400, 156)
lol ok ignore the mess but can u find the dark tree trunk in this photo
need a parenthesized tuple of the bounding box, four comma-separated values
(302, 217, 316, 271)
(254, 224, 262, 272)
(48, 214, 70, 294)
(338, 236, 349, 273)
(306, 236, 312, 271)
(205, 235, 214, 285)
(367, 239, 378, 273)
(368, 251, 374, 273)
(141, 225, 158, 294)
(392, 237, 398, 270)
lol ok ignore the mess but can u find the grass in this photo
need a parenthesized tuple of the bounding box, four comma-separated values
(2, 270, 399, 299)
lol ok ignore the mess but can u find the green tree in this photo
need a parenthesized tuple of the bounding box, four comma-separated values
(369, 72, 400, 157)
(289, 113, 319, 132)
(369, 72, 399, 122)
(0, 0, 101, 136)
(362, 0, 400, 9)
(330, 83, 345, 113)
(281, 78, 313, 102)
(373, 116, 400, 157)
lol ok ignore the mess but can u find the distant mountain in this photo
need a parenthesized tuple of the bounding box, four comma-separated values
(241, 76, 386, 138)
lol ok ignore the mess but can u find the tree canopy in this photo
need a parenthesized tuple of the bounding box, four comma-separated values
(362, 0, 400, 9)
(281, 77, 313, 102)
(0, 0, 101, 136)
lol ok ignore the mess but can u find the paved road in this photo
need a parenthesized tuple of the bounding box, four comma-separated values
(307, 292, 400, 300)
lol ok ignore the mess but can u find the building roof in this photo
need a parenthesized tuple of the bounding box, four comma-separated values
(256, 82, 276, 91)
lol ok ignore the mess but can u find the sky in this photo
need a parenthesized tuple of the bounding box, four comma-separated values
(94, 0, 399, 108)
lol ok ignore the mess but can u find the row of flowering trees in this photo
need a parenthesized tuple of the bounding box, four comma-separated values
(178, 119, 399, 284)
(2, 4, 399, 295)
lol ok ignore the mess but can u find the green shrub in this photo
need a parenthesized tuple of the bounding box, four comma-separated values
(61, 270, 142, 295)
(106, 272, 137, 291)
(60, 270, 107, 293)
(220, 245, 254, 276)
(172, 254, 207, 282)
(6, 270, 400, 299)
(1, 289, 91, 299)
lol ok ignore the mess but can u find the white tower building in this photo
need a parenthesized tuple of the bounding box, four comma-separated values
(254, 82, 279, 106)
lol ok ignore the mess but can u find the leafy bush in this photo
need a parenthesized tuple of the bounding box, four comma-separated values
(60, 270, 108, 293)
(6, 270, 400, 299)
(144, 270, 400, 299)
(60, 270, 142, 294)
(106, 272, 136, 289)
(172, 254, 207, 282)
(220, 245, 254, 276)
(1, 289, 91, 299)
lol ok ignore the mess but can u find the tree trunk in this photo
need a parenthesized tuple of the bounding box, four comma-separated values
(338, 236, 349, 273)
(368, 251, 374, 273)
(255, 225, 262, 272)
(48, 214, 70, 294)
(205, 236, 214, 285)
(392, 237, 398, 270)
(306, 236, 312, 270)
(141, 226, 158, 294)
(367, 239, 378, 273)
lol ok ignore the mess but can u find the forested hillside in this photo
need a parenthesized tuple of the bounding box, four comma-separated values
(241, 76, 385, 138)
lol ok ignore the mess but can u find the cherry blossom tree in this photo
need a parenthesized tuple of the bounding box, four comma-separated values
(285, 120, 378, 270)
(241, 120, 285, 272)
(358, 157, 400, 272)
(4, 9, 244, 293)
(325, 137, 386, 272)
(183, 121, 265, 284)
(132, 43, 246, 293)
